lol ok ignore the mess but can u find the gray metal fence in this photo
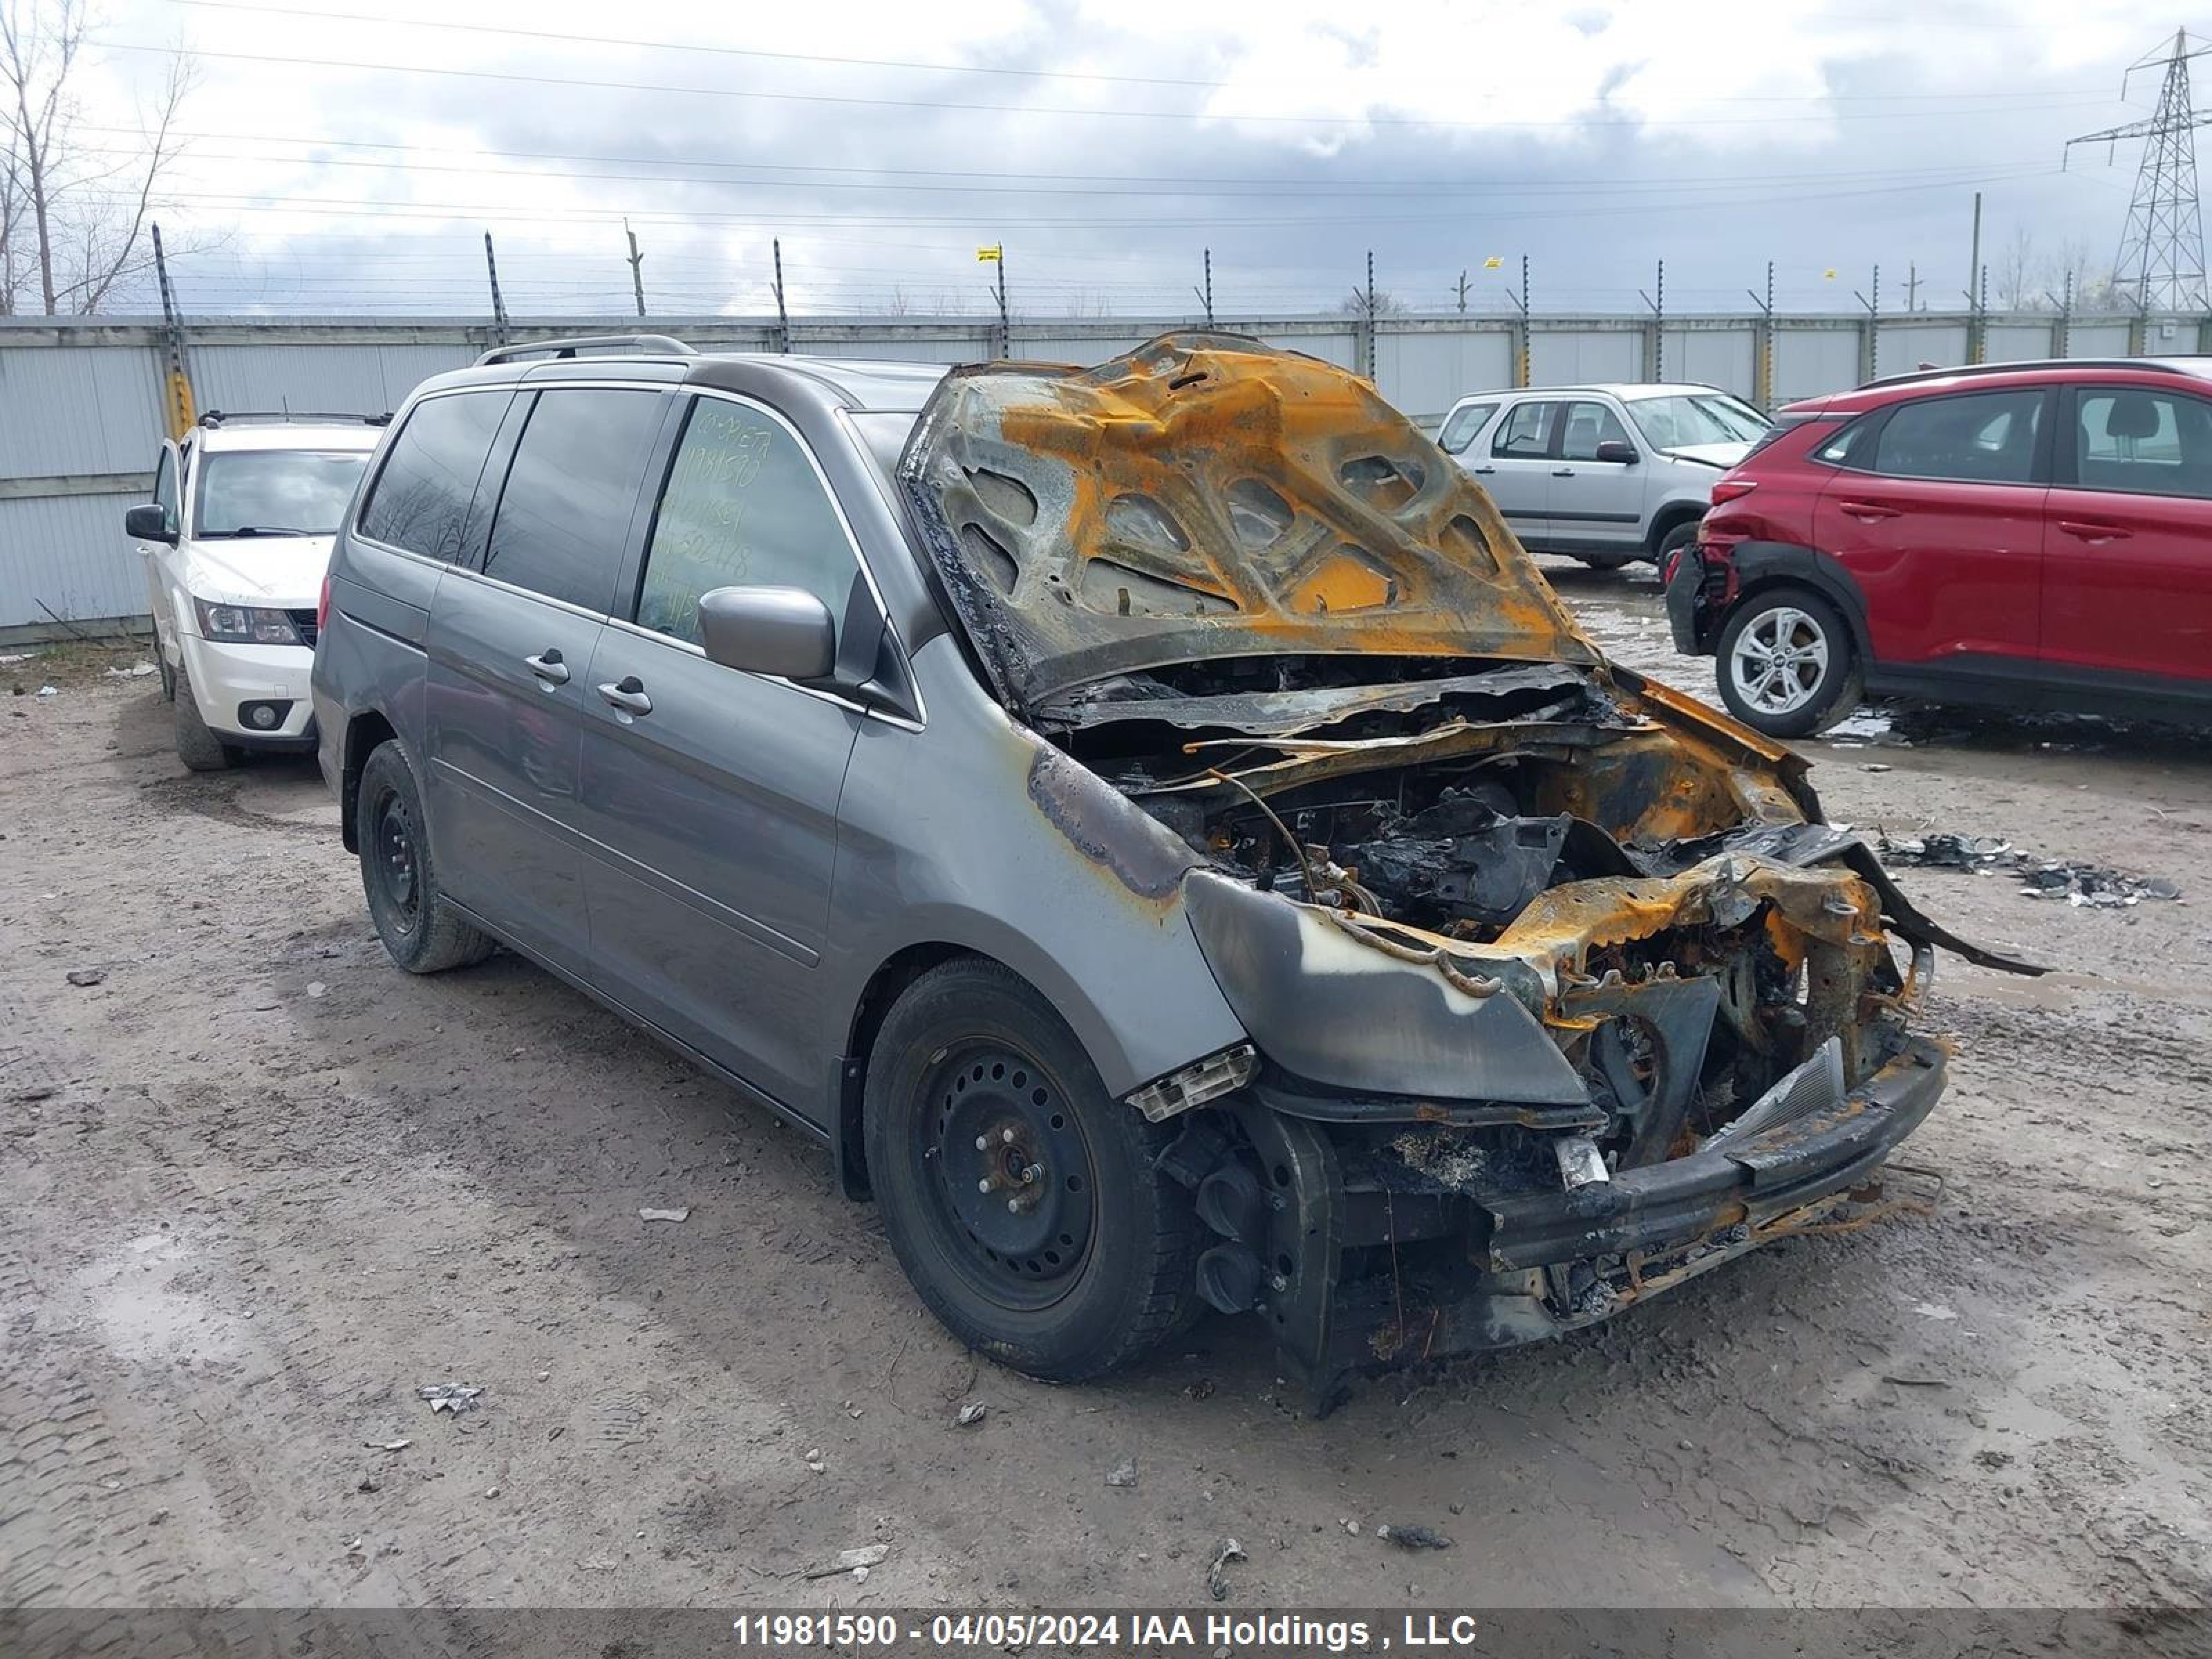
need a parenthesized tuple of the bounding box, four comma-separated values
(3, 306, 2202, 637)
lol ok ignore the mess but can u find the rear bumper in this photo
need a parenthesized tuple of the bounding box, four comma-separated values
(1665, 548, 1718, 655)
(1212, 1035, 1946, 1402)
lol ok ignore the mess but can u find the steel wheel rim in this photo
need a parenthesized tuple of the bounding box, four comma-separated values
(373, 789, 421, 933)
(917, 1042, 1096, 1311)
(1730, 606, 1829, 714)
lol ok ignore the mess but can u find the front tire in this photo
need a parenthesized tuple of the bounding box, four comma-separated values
(1656, 519, 1700, 570)
(356, 740, 496, 974)
(1573, 550, 1636, 571)
(174, 670, 241, 771)
(1715, 588, 1863, 738)
(864, 959, 1200, 1381)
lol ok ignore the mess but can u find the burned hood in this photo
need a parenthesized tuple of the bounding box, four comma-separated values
(899, 332, 1599, 715)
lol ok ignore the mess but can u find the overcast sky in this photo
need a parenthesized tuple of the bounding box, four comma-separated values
(65, 0, 2180, 320)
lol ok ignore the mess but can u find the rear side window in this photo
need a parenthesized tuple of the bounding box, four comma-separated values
(1868, 389, 2042, 484)
(1810, 415, 1873, 467)
(633, 397, 862, 648)
(483, 388, 667, 612)
(359, 392, 508, 562)
(2074, 388, 2212, 499)
(1492, 402, 1553, 457)
(1437, 401, 1496, 455)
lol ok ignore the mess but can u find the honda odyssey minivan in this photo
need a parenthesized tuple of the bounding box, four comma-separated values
(312, 331, 2023, 1403)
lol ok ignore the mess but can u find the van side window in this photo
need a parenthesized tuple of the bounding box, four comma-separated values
(482, 389, 667, 612)
(632, 397, 861, 649)
(359, 392, 509, 563)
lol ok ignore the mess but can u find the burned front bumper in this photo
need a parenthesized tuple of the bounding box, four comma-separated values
(1169, 1035, 1944, 1405)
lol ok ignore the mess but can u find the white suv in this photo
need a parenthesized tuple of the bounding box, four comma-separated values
(1434, 383, 1769, 570)
(126, 413, 384, 769)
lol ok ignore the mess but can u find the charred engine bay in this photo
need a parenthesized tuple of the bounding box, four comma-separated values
(1055, 654, 1655, 932)
(1042, 653, 1924, 1203)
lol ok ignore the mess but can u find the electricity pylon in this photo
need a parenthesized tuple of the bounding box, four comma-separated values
(2068, 28, 2212, 312)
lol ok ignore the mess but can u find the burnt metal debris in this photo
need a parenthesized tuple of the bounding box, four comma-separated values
(898, 333, 2040, 1405)
(1877, 831, 2184, 907)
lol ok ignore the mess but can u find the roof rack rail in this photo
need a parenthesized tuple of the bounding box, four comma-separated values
(474, 333, 697, 367)
(198, 409, 393, 427)
(1862, 356, 2198, 389)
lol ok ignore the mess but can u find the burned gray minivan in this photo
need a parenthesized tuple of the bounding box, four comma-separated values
(312, 332, 2025, 1404)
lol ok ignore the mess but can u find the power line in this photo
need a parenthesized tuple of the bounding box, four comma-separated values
(167, 1, 2125, 104)
(80, 163, 2070, 232)
(96, 39, 2125, 130)
(91, 140, 2057, 204)
(76, 122, 2068, 194)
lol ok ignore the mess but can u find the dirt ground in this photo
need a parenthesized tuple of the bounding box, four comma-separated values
(3, 570, 2209, 1617)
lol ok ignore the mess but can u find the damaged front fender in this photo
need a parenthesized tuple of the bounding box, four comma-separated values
(1182, 868, 1587, 1106)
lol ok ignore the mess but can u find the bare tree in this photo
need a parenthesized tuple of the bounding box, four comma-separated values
(1338, 287, 1408, 317)
(1, 2, 198, 316)
(0, 100, 22, 309)
(1991, 227, 2047, 312)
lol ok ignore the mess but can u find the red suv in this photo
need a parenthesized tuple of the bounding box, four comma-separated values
(1665, 358, 2212, 736)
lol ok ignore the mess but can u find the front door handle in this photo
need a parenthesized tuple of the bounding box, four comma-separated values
(2057, 520, 2133, 543)
(524, 648, 570, 686)
(596, 675, 653, 718)
(1472, 465, 1496, 475)
(1552, 467, 1577, 478)
(1837, 500, 1901, 522)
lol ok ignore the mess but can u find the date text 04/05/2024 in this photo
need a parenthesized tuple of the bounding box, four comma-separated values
(728, 1613, 1488, 1651)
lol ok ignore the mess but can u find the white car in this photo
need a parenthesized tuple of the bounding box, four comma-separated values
(1434, 383, 1770, 570)
(126, 413, 385, 769)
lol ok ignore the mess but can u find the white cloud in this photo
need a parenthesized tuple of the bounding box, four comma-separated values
(53, 0, 2171, 318)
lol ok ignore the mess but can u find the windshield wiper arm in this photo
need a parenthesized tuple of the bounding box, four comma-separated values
(206, 526, 321, 538)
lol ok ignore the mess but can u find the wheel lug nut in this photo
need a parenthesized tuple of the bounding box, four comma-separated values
(1005, 1198, 1020, 1214)
(974, 1135, 989, 1151)
(976, 1178, 992, 1193)
(1000, 1128, 1015, 1144)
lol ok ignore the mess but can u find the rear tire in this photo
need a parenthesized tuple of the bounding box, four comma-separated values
(1573, 550, 1636, 570)
(1715, 588, 1863, 738)
(864, 959, 1200, 1381)
(357, 739, 496, 973)
(174, 671, 241, 771)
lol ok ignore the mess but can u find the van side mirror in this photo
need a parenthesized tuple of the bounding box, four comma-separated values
(697, 586, 836, 682)
(1593, 440, 1639, 465)
(126, 503, 177, 545)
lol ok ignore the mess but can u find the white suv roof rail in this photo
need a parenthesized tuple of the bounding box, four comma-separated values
(476, 333, 697, 366)
(198, 409, 392, 427)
